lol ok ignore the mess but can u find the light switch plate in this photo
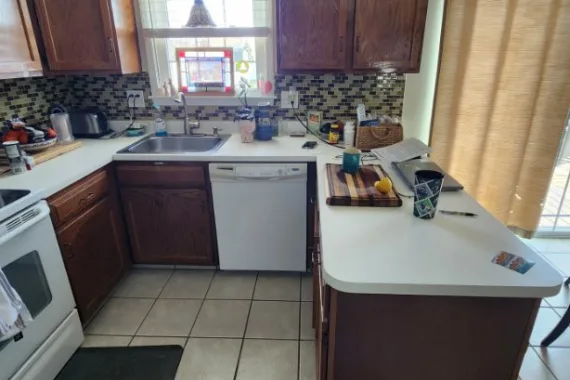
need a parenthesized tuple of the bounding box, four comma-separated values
(126, 90, 146, 108)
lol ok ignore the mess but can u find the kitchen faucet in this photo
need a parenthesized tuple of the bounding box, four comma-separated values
(174, 93, 200, 135)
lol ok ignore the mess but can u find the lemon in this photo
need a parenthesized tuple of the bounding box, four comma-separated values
(374, 178, 393, 194)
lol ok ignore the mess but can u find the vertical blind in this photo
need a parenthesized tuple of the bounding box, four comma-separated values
(430, 0, 570, 237)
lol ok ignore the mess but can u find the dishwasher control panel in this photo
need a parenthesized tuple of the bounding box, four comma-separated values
(210, 164, 307, 180)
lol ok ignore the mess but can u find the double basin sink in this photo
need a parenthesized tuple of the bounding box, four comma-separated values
(118, 134, 230, 154)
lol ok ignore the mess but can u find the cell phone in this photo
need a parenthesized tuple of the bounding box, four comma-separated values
(302, 141, 317, 149)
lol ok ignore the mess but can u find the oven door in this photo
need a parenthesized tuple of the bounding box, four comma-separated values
(0, 201, 75, 380)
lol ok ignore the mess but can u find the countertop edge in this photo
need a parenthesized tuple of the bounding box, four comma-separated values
(322, 269, 563, 298)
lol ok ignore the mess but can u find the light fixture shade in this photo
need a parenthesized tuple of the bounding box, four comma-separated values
(185, 0, 216, 27)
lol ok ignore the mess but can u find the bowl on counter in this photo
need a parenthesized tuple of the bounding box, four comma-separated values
(20, 138, 57, 153)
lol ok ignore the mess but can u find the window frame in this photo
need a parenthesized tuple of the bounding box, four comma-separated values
(134, 0, 275, 106)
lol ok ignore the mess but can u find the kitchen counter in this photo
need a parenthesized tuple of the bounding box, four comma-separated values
(0, 133, 562, 299)
(0, 134, 338, 198)
(316, 156, 563, 298)
(112, 133, 342, 162)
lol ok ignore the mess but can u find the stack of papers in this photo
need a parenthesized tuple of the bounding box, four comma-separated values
(371, 138, 432, 168)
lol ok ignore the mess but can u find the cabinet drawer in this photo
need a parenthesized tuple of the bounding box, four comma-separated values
(116, 164, 206, 188)
(49, 169, 110, 226)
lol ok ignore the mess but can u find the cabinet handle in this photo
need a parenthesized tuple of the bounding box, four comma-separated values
(339, 36, 344, 53)
(108, 37, 115, 53)
(78, 192, 95, 205)
(63, 243, 75, 260)
(356, 36, 360, 52)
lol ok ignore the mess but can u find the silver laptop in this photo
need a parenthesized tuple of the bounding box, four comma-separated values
(393, 159, 464, 192)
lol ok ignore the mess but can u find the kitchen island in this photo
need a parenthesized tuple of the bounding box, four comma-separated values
(313, 156, 562, 380)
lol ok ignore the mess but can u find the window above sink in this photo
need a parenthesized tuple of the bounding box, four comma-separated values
(135, 0, 275, 107)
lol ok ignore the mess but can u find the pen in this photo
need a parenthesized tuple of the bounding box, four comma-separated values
(439, 210, 478, 217)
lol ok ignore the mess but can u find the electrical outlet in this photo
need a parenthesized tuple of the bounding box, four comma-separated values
(126, 90, 146, 108)
(280, 89, 299, 109)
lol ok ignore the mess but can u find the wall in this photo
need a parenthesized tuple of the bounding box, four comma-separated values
(0, 76, 70, 126)
(401, 0, 445, 144)
(1, 72, 406, 125)
(68, 72, 405, 121)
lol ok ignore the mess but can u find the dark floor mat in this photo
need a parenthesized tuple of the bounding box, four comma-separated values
(55, 345, 183, 380)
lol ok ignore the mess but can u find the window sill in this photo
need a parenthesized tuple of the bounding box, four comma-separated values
(151, 93, 275, 107)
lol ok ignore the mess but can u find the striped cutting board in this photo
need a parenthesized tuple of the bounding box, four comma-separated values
(325, 164, 402, 207)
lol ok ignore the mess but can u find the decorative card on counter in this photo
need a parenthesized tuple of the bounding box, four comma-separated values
(492, 251, 535, 274)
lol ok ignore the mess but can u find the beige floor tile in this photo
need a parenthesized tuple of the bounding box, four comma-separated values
(300, 302, 315, 340)
(86, 298, 154, 336)
(114, 269, 172, 298)
(206, 272, 257, 300)
(546, 284, 570, 307)
(82, 335, 132, 347)
(535, 347, 570, 380)
(519, 348, 556, 380)
(137, 299, 202, 337)
(246, 301, 299, 340)
(160, 270, 214, 299)
(299, 341, 317, 380)
(254, 272, 300, 301)
(130, 336, 187, 347)
(236, 339, 298, 380)
(191, 300, 250, 338)
(175, 338, 241, 380)
(530, 307, 570, 347)
(301, 273, 313, 302)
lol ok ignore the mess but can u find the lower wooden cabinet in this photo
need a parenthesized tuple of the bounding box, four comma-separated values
(56, 194, 131, 323)
(120, 187, 215, 265)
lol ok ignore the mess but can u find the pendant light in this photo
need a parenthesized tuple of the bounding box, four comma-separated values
(185, 0, 216, 27)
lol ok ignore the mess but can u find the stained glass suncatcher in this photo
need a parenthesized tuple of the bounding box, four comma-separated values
(176, 47, 234, 95)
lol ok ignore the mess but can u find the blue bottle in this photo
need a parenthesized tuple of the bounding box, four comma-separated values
(255, 102, 273, 141)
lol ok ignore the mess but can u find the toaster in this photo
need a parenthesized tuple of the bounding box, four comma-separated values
(69, 109, 110, 138)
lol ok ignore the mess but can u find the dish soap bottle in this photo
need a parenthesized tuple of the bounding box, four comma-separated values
(153, 105, 167, 136)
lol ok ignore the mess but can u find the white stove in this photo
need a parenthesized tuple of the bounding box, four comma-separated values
(0, 191, 83, 380)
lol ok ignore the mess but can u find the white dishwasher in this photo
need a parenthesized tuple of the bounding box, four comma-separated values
(209, 163, 307, 271)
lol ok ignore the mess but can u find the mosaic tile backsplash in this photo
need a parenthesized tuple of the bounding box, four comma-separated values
(0, 76, 70, 125)
(0, 72, 405, 125)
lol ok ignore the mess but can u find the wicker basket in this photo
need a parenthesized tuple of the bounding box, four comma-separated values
(355, 124, 403, 151)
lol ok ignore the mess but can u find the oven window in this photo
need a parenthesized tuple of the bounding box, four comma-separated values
(0, 250, 52, 351)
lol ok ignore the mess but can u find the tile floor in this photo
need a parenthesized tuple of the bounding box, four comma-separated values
(83, 270, 315, 380)
(83, 239, 570, 380)
(521, 238, 570, 380)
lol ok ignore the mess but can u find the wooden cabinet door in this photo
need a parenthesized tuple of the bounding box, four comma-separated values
(353, 0, 428, 72)
(34, 0, 119, 71)
(0, 0, 42, 79)
(277, 0, 349, 71)
(121, 188, 215, 265)
(56, 195, 131, 323)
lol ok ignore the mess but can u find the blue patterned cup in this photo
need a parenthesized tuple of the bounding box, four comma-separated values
(413, 170, 444, 219)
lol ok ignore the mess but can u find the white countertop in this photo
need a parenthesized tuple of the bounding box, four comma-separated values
(0, 134, 562, 298)
(317, 156, 563, 298)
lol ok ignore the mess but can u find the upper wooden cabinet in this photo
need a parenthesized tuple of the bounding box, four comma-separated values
(353, 0, 428, 72)
(277, 0, 349, 71)
(0, 0, 42, 79)
(276, 0, 428, 73)
(33, 0, 140, 74)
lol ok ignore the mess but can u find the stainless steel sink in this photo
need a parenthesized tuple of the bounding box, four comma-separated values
(118, 135, 229, 154)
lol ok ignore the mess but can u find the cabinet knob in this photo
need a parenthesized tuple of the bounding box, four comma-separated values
(62, 243, 75, 260)
(108, 37, 115, 53)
